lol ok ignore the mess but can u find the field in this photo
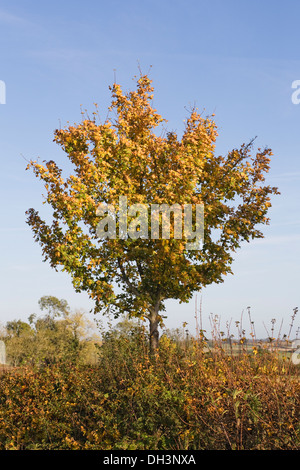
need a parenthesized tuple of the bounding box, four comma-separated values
(0, 317, 299, 451)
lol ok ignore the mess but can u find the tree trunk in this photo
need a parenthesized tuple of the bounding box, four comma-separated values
(149, 309, 159, 355)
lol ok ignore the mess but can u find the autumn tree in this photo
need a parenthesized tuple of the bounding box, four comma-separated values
(26, 73, 279, 353)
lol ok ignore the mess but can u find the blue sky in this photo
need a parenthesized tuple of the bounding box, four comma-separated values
(0, 0, 299, 339)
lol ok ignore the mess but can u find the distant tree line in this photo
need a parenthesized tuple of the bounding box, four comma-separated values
(0, 296, 101, 367)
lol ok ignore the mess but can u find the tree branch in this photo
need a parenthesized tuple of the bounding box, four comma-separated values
(117, 258, 140, 297)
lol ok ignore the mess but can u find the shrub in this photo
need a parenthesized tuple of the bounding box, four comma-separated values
(0, 323, 299, 450)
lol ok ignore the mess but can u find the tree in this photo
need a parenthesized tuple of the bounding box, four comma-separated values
(26, 73, 279, 353)
(5, 320, 35, 366)
(34, 296, 83, 364)
(38, 295, 70, 319)
(6, 320, 33, 338)
(4, 297, 101, 366)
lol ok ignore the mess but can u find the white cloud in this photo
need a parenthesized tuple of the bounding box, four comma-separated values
(268, 172, 300, 182)
(0, 227, 27, 233)
(251, 233, 300, 246)
(0, 8, 28, 25)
